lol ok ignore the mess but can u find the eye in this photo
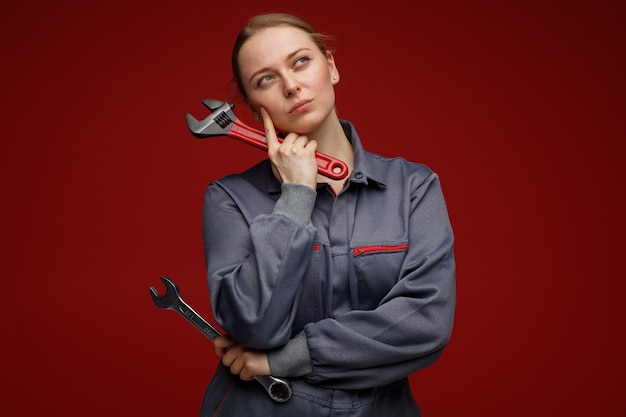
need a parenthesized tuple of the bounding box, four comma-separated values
(294, 56, 310, 69)
(256, 74, 274, 88)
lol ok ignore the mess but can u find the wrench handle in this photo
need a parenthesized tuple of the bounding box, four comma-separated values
(229, 119, 349, 180)
(168, 295, 292, 402)
(175, 302, 221, 341)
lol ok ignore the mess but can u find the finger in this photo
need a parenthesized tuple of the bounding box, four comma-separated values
(305, 138, 317, 152)
(276, 132, 300, 153)
(276, 133, 312, 157)
(236, 352, 256, 381)
(228, 358, 243, 375)
(215, 345, 229, 357)
(260, 107, 280, 152)
(239, 354, 264, 381)
(214, 335, 231, 348)
(239, 369, 255, 381)
(221, 345, 239, 367)
(214, 335, 235, 357)
(293, 135, 312, 152)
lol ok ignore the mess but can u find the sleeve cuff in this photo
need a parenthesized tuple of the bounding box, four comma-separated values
(272, 183, 317, 227)
(267, 331, 313, 377)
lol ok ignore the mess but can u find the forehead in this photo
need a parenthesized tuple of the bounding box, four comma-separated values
(238, 26, 319, 73)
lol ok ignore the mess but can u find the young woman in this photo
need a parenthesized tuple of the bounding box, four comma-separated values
(200, 12, 456, 416)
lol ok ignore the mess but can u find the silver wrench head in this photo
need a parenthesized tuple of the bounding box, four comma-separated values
(201, 98, 226, 110)
(186, 99, 237, 138)
(149, 276, 181, 309)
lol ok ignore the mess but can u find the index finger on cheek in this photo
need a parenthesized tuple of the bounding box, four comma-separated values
(260, 107, 279, 150)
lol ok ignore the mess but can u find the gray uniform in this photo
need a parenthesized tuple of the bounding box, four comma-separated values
(200, 121, 456, 416)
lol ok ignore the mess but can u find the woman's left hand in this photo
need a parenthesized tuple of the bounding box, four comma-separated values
(214, 334, 272, 381)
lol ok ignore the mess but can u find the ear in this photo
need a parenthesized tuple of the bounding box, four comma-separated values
(327, 51, 340, 85)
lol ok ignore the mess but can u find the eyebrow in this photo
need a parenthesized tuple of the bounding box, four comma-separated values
(248, 47, 313, 84)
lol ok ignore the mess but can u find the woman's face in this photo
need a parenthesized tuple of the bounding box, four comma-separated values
(237, 25, 339, 135)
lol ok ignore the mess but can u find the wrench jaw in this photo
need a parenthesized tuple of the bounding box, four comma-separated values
(201, 98, 227, 111)
(149, 276, 181, 310)
(266, 377, 292, 403)
(186, 99, 237, 138)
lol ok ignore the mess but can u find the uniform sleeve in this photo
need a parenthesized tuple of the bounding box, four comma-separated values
(274, 173, 456, 389)
(202, 181, 317, 349)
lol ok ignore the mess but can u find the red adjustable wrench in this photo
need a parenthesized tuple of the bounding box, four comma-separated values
(186, 98, 349, 180)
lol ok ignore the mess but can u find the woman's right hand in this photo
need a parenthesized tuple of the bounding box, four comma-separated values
(261, 107, 318, 190)
(214, 334, 271, 381)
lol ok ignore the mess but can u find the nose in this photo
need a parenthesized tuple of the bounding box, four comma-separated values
(282, 74, 300, 97)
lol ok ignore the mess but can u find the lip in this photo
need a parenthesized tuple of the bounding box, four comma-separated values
(289, 99, 313, 114)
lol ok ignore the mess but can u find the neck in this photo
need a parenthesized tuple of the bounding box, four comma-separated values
(309, 110, 354, 172)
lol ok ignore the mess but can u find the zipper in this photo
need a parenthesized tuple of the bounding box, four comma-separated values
(353, 244, 409, 256)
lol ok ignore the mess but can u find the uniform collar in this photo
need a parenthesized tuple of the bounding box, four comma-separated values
(340, 120, 387, 188)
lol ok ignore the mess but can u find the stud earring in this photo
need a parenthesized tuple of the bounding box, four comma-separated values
(253, 113, 262, 122)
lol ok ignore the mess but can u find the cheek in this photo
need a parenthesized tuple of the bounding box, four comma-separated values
(243, 93, 261, 111)
(319, 78, 336, 105)
(247, 87, 279, 107)
(315, 70, 336, 95)
(245, 96, 274, 119)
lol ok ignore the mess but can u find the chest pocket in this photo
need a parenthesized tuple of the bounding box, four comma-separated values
(353, 244, 409, 310)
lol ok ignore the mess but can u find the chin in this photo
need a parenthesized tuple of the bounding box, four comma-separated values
(281, 116, 322, 135)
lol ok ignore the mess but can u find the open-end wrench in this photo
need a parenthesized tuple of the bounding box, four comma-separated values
(149, 275, 292, 403)
(186, 98, 349, 180)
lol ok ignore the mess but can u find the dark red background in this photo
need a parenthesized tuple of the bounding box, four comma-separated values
(1, 1, 624, 415)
